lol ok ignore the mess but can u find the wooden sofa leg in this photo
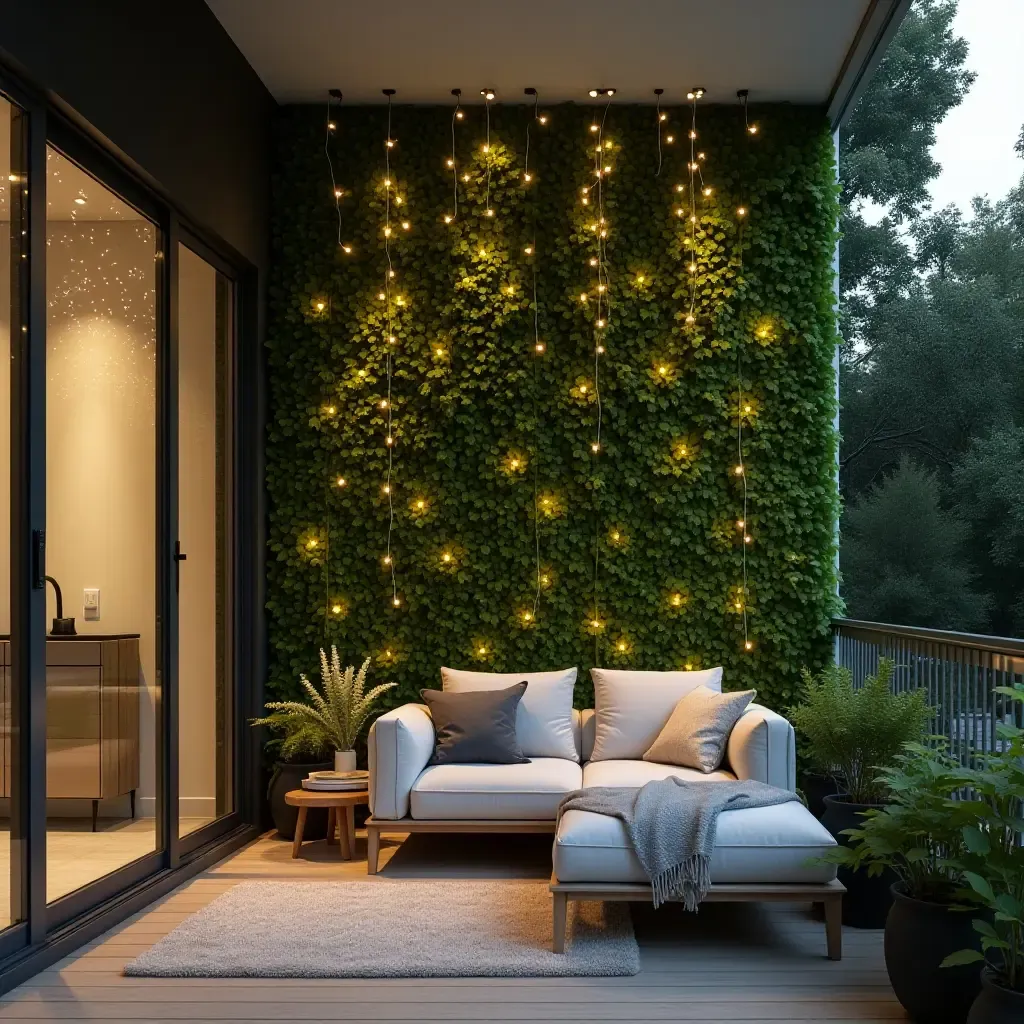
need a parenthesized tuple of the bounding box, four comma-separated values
(552, 891, 568, 953)
(824, 895, 842, 961)
(366, 824, 380, 875)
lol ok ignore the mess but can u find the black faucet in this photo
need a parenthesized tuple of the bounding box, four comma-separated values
(44, 576, 77, 635)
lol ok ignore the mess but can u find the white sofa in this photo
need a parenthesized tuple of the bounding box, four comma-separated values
(366, 671, 842, 957)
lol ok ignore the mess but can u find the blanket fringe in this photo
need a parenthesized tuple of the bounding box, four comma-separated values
(650, 854, 711, 911)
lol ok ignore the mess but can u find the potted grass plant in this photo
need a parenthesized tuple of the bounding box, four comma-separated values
(252, 648, 395, 838)
(830, 742, 982, 1024)
(942, 684, 1024, 1024)
(790, 658, 931, 927)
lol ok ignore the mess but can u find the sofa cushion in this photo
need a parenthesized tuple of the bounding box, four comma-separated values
(590, 667, 723, 761)
(441, 666, 578, 761)
(553, 801, 837, 884)
(410, 758, 583, 820)
(421, 682, 530, 766)
(583, 759, 736, 788)
(644, 685, 756, 772)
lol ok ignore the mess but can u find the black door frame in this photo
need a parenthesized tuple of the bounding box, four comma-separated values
(0, 54, 262, 980)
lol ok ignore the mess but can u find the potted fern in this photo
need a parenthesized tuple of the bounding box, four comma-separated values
(790, 658, 931, 927)
(252, 648, 395, 837)
(829, 743, 982, 1024)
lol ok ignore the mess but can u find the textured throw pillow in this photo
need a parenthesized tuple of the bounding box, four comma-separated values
(440, 666, 578, 761)
(420, 682, 530, 765)
(590, 667, 724, 761)
(643, 685, 756, 772)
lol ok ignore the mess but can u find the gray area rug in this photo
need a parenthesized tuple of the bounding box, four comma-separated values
(124, 880, 639, 978)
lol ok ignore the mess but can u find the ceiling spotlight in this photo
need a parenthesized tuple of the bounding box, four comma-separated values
(74, 197, 86, 205)
(589, 89, 599, 98)
(481, 88, 496, 101)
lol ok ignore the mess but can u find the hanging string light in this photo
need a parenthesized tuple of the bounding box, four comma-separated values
(653, 88, 664, 177)
(525, 86, 546, 618)
(586, 87, 615, 656)
(325, 89, 345, 248)
(685, 87, 705, 326)
(736, 89, 754, 652)
(480, 89, 496, 217)
(446, 89, 462, 223)
(381, 88, 400, 609)
(739, 88, 758, 136)
(591, 88, 614, 456)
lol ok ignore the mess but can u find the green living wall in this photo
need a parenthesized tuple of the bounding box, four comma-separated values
(267, 102, 840, 711)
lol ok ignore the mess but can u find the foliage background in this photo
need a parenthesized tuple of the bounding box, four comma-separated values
(838, 0, 1024, 635)
(266, 102, 840, 712)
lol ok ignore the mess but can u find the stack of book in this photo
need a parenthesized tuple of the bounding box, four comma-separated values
(301, 769, 369, 792)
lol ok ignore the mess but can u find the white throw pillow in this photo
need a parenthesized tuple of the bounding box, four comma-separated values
(589, 667, 724, 761)
(440, 666, 579, 761)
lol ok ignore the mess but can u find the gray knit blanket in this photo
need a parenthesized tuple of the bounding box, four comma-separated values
(558, 778, 797, 910)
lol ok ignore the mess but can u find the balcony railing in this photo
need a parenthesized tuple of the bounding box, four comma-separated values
(832, 618, 1024, 764)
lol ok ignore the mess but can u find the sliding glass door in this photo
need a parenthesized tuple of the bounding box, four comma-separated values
(43, 146, 162, 904)
(176, 242, 235, 840)
(0, 85, 247, 948)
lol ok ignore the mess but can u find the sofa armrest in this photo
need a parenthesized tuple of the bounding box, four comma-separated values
(367, 703, 435, 819)
(727, 703, 795, 791)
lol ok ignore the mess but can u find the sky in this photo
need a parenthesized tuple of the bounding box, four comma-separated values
(927, 0, 1024, 214)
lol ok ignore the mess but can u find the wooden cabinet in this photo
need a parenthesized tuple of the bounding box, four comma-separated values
(0, 635, 140, 829)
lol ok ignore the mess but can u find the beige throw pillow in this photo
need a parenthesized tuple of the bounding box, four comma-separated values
(643, 685, 756, 773)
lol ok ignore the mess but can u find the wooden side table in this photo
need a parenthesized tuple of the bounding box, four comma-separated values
(284, 789, 369, 860)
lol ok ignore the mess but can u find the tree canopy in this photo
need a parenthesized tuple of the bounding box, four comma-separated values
(839, 0, 1024, 636)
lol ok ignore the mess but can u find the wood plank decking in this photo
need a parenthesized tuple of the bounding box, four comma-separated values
(0, 829, 904, 1023)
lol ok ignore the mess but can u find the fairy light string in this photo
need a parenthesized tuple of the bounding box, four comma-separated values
(447, 89, 462, 222)
(736, 90, 754, 652)
(685, 88, 706, 325)
(481, 89, 495, 217)
(325, 90, 344, 247)
(654, 88, 665, 177)
(525, 88, 545, 618)
(584, 88, 615, 653)
(381, 89, 399, 609)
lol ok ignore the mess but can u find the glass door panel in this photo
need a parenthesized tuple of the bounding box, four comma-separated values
(44, 146, 160, 902)
(0, 92, 20, 930)
(176, 243, 233, 837)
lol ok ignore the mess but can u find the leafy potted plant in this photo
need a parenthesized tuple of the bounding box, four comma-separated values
(830, 742, 982, 1023)
(252, 648, 395, 839)
(942, 684, 1024, 1024)
(791, 658, 931, 927)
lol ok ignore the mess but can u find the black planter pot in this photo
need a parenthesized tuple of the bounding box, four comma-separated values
(820, 793, 896, 928)
(801, 772, 840, 819)
(967, 968, 1024, 1024)
(885, 885, 983, 1024)
(267, 760, 332, 840)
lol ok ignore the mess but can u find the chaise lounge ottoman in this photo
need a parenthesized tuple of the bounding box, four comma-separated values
(551, 784, 844, 958)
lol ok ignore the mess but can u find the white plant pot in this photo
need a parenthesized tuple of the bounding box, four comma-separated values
(335, 749, 357, 773)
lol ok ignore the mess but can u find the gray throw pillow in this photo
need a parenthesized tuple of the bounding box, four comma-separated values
(420, 682, 530, 765)
(643, 685, 756, 772)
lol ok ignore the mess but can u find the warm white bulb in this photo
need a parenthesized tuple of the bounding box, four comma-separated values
(524, 246, 533, 255)
(666, 135, 674, 143)
(523, 172, 533, 182)
(659, 113, 667, 122)
(341, 245, 352, 254)
(337, 476, 347, 487)
(327, 121, 336, 130)
(401, 221, 410, 230)
(446, 158, 455, 168)
(444, 214, 453, 224)
(485, 208, 494, 217)
(535, 342, 545, 353)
